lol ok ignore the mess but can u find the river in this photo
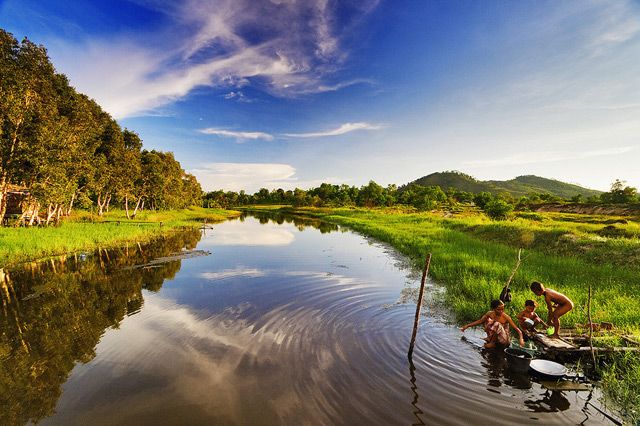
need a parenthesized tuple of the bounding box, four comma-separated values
(0, 213, 611, 424)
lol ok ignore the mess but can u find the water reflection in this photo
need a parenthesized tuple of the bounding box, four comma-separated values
(1, 215, 614, 425)
(241, 210, 340, 233)
(0, 230, 201, 425)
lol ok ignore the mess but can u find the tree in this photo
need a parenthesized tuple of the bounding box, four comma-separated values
(483, 199, 513, 220)
(600, 179, 637, 204)
(473, 191, 493, 209)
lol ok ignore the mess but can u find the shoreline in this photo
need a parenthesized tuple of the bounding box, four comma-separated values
(0, 208, 240, 269)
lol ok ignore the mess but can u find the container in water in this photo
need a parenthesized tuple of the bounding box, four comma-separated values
(504, 348, 533, 372)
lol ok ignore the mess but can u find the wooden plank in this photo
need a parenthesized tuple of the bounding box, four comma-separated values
(532, 333, 577, 350)
(540, 381, 590, 391)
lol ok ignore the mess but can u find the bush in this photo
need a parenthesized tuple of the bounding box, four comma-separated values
(483, 199, 513, 220)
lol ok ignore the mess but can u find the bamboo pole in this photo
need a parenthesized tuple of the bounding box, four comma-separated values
(408, 253, 432, 359)
(587, 284, 596, 365)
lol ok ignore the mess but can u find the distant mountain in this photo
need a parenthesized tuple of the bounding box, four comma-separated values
(404, 171, 602, 198)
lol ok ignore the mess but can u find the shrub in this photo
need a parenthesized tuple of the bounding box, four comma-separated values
(483, 199, 513, 220)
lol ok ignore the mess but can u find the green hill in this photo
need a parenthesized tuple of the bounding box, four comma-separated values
(405, 171, 601, 198)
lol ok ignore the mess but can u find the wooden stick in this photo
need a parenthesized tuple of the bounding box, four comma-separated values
(408, 253, 432, 359)
(504, 248, 523, 290)
(587, 284, 596, 365)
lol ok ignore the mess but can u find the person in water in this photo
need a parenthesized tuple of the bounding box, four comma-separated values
(516, 299, 548, 334)
(530, 281, 574, 339)
(460, 300, 525, 349)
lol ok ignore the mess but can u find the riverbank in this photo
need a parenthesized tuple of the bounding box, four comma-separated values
(0, 207, 240, 268)
(242, 205, 640, 422)
(244, 206, 640, 326)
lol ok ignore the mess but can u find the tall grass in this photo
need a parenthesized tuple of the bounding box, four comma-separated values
(280, 207, 640, 329)
(0, 207, 239, 268)
(601, 352, 640, 423)
(259, 206, 640, 423)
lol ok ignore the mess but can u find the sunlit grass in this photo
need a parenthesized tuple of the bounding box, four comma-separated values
(264, 207, 640, 329)
(0, 207, 239, 268)
(259, 206, 640, 422)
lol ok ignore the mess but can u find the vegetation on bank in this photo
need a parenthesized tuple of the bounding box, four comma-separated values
(203, 174, 639, 217)
(0, 207, 239, 268)
(1, 30, 202, 226)
(246, 205, 640, 422)
(247, 206, 640, 327)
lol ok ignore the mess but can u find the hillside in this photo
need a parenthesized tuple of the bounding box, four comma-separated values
(406, 171, 602, 198)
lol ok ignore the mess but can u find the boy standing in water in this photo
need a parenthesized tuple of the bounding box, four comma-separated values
(460, 300, 525, 349)
(530, 281, 574, 339)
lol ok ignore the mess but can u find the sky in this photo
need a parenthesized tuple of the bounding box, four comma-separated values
(1, 0, 639, 192)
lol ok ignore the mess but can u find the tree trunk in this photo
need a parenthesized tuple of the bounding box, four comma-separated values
(28, 203, 40, 226)
(67, 192, 76, 216)
(55, 204, 63, 224)
(105, 195, 111, 213)
(45, 203, 57, 226)
(0, 176, 8, 225)
(97, 193, 107, 216)
(132, 196, 143, 219)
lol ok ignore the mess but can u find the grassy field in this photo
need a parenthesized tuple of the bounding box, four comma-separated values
(245, 205, 640, 422)
(0, 207, 240, 268)
(251, 206, 640, 328)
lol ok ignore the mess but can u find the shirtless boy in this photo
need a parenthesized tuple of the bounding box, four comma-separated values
(516, 300, 548, 335)
(530, 281, 574, 339)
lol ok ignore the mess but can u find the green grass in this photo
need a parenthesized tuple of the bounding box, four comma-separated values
(0, 207, 240, 268)
(601, 352, 640, 424)
(264, 207, 640, 328)
(249, 206, 640, 421)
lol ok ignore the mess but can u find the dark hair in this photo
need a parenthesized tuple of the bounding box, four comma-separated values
(490, 299, 504, 310)
(530, 281, 543, 292)
(525, 299, 537, 307)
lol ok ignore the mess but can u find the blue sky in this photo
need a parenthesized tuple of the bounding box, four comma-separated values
(1, 0, 639, 192)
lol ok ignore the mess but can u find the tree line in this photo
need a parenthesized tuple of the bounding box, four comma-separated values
(1, 30, 201, 226)
(204, 179, 639, 219)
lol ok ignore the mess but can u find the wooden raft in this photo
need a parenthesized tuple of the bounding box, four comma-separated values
(531, 333, 577, 351)
(531, 332, 640, 353)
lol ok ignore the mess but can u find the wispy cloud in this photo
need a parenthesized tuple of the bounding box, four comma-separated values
(46, 0, 380, 118)
(284, 122, 384, 138)
(464, 146, 635, 168)
(190, 162, 344, 192)
(199, 128, 274, 142)
(191, 162, 297, 192)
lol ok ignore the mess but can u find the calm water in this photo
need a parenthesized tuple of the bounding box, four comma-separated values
(1, 214, 612, 425)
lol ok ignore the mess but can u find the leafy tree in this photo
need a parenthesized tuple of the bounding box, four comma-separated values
(473, 191, 493, 209)
(600, 180, 637, 204)
(483, 199, 513, 220)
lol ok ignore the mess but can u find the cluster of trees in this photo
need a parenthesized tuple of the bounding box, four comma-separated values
(204, 179, 639, 220)
(1, 30, 201, 226)
(204, 181, 494, 210)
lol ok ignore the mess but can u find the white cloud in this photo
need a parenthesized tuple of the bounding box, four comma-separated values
(46, 0, 379, 118)
(200, 268, 266, 280)
(206, 222, 296, 246)
(199, 128, 274, 142)
(284, 122, 384, 138)
(190, 162, 344, 192)
(191, 162, 296, 192)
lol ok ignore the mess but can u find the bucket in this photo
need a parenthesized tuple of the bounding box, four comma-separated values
(505, 347, 533, 372)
